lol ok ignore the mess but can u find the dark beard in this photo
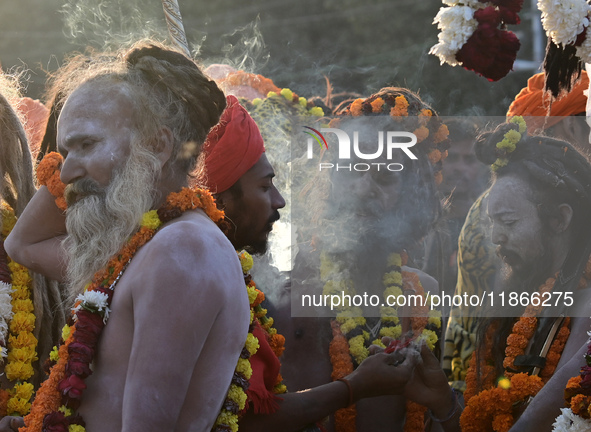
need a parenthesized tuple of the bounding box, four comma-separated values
(501, 242, 555, 302)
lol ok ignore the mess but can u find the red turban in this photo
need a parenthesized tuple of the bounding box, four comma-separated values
(507, 71, 589, 133)
(202, 95, 265, 193)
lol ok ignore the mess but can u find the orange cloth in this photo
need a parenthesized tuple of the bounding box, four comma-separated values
(507, 71, 589, 133)
(202, 95, 265, 193)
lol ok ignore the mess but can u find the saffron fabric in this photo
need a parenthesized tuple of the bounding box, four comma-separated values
(203, 95, 265, 193)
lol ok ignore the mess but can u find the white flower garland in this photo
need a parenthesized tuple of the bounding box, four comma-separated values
(553, 408, 591, 432)
(430, 5, 481, 66)
(0, 281, 13, 362)
(538, 0, 591, 46)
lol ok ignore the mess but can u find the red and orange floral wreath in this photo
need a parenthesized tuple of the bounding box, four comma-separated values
(30, 152, 286, 432)
(323, 251, 442, 432)
(459, 256, 591, 432)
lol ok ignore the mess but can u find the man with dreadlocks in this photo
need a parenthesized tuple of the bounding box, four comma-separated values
(395, 118, 591, 431)
(271, 87, 449, 431)
(0, 74, 66, 432)
(5, 42, 249, 431)
(444, 71, 591, 394)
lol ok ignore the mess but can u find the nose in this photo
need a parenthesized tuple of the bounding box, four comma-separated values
(60, 154, 85, 185)
(272, 186, 286, 210)
(490, 222, 507, 246)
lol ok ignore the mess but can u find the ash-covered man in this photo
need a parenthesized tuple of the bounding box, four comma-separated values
(201, 95, 423, 432)
(396, 119, 591, 431)
(6, 43, 249, 431)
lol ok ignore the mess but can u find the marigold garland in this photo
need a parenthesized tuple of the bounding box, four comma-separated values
(212, 251, 287, 432)
(552, 327, 591, 430)
(461, 254, 591, 431)
(324, 251, 441, 432)
(21, 187, 224, 432)
(36, 152, 67, 211)
(0, 202, 38, 418)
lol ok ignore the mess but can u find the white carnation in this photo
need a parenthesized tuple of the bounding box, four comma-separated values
(74, 290, 111, 323)
(430, 5, 478, 66)
(539, 0, 591, 46)
(0, 282, 13, 350)
(553, 408, 591, 432)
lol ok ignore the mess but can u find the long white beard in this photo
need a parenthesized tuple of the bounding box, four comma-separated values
(64, 145, 161, 301)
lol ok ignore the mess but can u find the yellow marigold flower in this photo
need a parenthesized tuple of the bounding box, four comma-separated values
(434, 124, 450, 143)
(370, 97, 385, 113)
(69, 425, 86, 432)
(362, 330, 369, 341)
(249, 309, 254, 325)
(383, 271, 402, 287)
(419, 329, 438, 351)
(140, 210, 161, 230)
(1, 209, 16, 237)
(309, 106, 324, 117)
(428, 317, 442, 328)
(252, 98, 262, 106)
(267, 327, 277, 335)
(50, 346, 59, 362)
(7, 397, 31, 416)
(414, 126, 430, 143)
(9, 312, 35, 334)
(215, 411, 239, 432)
(8, 347, 37, 364)
(492, 158, 508, 171)
(339, 317, 365, 335)
(498, 377, 511, 389)
(387, 253, 402, 267)
(299, 97, 307, 107)
(380, 325, 402, 340)
(227, 384, 248, 410)
(5, 361, 34, 381)
(239, 251, 254, 273)
(59, 405, 73, 417)
(13, 382, 34, 400)
(280, 88, 293, 101)
(384, 286, 403, 300)
(62, 324, 72, 341)
(245, 332, 259, 355)
(255, 307, 267, 318)
(267, 91, 277, 98)
(266, 317, 274, 328)
(246, 285, 257, 305)
(11, 299, 34, 313)
(349, 335, 368, 364)
(11, 287, 29, 301)
(372, 338, 386, 348)
(509, 115, 527, 133)
(9, 266, 31, 286)
(9, 332, 37, 349)
(274, 383, 287, 394)
(236, 357, 253, 379)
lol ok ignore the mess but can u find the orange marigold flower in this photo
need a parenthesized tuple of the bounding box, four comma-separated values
(36, 152, 63, 185)
(506, 333, 528, 349)
(350, 99, 364, 116)
(492, 413, 513, 432)
(370, 97, 385, 113)
(414, 126, 429, 143)
(434, 124, 450, 143)
(428, 149, 442, 165)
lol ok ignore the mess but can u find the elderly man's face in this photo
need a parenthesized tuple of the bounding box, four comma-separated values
(57, 82, 136, 203)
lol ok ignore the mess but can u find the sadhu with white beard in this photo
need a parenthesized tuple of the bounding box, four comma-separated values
(5, 42, 250, 432)
(0, 75, 66, 432)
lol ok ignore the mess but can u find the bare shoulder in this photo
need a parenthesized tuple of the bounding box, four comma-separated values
(125, 209, 245, 309)
(402, 266, 439, 295)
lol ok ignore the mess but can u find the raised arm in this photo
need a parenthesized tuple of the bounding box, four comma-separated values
(239, 348, 419, 432)
(5, 186, 67, 281)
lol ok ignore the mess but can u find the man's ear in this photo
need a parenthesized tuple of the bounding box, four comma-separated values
(553, 203, 573, 233)
(155, 126, 174, 168)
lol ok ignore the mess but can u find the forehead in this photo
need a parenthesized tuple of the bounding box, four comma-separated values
(57, 82, 137, 141)
(241, 153, 274, 182)
(487, 175, 534, 216)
